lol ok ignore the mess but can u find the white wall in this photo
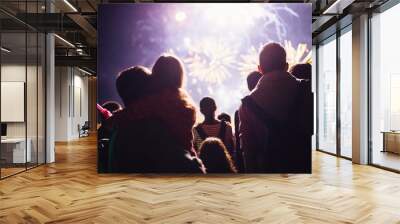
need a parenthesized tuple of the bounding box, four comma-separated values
(1, 65, 43, 137)
(1, 65, 26, 139)
(71, 73, 89, 138)
(1, 63, 46, 164)
(55, 66, 69, 141)
(55, 67, 89, 141)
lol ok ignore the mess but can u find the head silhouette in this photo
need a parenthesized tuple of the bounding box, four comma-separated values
(199, 137, 237, 173)
(246, 71, 262, 91)
(199, 97, 216, 119)
(217, 113, 231, 123)
(290, 63, 312, 80)
(258, 42, 288, 74)
(116, 66, 151, 106)
(152, 54, 184, 90)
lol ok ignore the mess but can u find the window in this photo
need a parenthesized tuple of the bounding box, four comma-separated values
(317, 36, 337, 154)
(339, 28, 352, 158)
(370, 3, 400, 171)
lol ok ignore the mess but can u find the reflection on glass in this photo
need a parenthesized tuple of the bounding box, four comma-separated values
(27, 31, 38, 169)
(38, 32, 46, 165)
(1, 31, 28, 177)
(371, 3, 400, 171)
(340, 29, 352, 158)
(0, 1, 47, 179)
(318, 37, 337, 154)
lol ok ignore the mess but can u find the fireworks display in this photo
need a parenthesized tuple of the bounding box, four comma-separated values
(284, 40, 312, 68)
(99, 3, 311, 117)
(237, 41, 312, 78)
(184, 38, 237, 84)
(237, 45, 261, 77)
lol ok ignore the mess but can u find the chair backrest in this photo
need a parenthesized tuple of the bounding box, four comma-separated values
(82, 121, 90, 129)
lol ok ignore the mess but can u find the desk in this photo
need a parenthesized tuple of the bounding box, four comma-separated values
(1, 138, 31, 163)
(381, 131, 400, 154)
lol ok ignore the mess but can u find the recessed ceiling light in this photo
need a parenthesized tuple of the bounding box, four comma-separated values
(63, 0, 78, 12)
(54, 34, 75, 48)
(322, 0, 355, 15)
(77, 67, 93, 76)
(1, 47, 11, 53)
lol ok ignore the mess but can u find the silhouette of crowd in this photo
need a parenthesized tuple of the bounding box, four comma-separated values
(98, 42, 313, 174)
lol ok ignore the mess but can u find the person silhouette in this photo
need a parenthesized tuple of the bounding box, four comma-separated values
(238, 42, 312, 173)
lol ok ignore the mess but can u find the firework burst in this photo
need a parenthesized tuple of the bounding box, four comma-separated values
(237, 46, 260, 77)
(183, 38, 237, 84)
(284, 40, 312, 68)
(237, 41, 311, 76)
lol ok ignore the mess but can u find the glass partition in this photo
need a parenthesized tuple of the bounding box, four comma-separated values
(339, 27, 352, 158)
(1, 30, 28, 177)
(371, 3, 400, 171)
(0, 1, 46, 179)
(317, 36, 337, 154)
(27, 30, 38, 169)
(38, 32, 45, 165)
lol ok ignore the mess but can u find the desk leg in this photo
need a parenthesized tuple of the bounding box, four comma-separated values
(382, 133, 386, 153)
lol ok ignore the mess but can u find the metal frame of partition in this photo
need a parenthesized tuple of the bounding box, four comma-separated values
(315, 24, 353, 161)
(339, 24, 353, 161)
(0, 0, 47, 179)
(316, 32, 339, 157)
(367, 10, 373, 167)
(315, 44, 319, 151)
(336, 28, 341, 158)
(0, 17, 2, 179)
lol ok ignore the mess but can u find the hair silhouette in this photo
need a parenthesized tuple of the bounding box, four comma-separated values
(199, 137, 237, 173)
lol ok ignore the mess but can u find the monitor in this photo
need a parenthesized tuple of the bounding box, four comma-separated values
(1, 123, 7, 137)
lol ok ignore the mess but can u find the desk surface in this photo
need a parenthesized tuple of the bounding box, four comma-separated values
(381, 131, 400, 134)
(1, 138, 27, 143)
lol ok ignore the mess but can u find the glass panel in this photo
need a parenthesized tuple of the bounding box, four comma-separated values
(38, 32, 45, 165)
(339, 29, 352, 158)
(27, 30, 38, 169)
(317, 37, 337, 154)
(26, 0, 40, 169)
(1, 30, 28, 177)
(0, 1, 46, 178)
(371, 4, 400, 171)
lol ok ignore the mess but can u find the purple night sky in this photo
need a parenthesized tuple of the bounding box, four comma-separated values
(98, 3, 311, 117)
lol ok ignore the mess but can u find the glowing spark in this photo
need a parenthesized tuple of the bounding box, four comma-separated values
(175, 11, 186, 22)
(196, 3, 297, 41)
(261, 5, 299, 42)
(284, 40, 311, 69)
(184, 38, 236, 84)
(237, 45, 260, 77)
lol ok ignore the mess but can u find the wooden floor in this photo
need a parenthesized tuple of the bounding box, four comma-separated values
(1, 135, 400, 223)
(1, 167, 26, 178)
(372, 151, 400, 171)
